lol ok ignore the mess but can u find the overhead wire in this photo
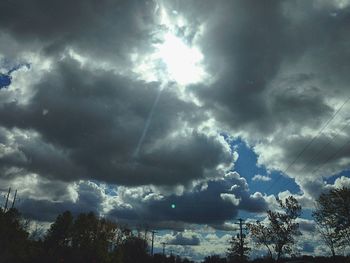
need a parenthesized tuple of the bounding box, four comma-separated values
(264, 96, 350, 194)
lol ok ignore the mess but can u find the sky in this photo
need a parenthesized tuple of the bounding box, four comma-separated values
(0, 0, 350, 260)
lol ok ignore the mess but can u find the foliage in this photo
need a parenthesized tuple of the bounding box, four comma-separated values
(44, 211, 132, 263)
(45, 210, 73, 248)
(247, 196, 301, 261)
(0, 208, 35, 263)
(5, 204, 350, 263)
(116, 235, 149, 263)
(227, 235, 250, 262)
(203, 255, 227, 263)
(313, 187, 350, 255)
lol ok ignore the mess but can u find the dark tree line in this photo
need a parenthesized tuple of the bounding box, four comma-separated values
(0, 207, 196, 263)
(1, 190, 350, 263)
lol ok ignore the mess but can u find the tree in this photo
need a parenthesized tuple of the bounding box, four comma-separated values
(0, 208, 31, 262)
(43, 211, 128, 263)
(117, 235, 149, 263)
(313, 187, 350, 255)
(45, 210, 74, 248)
(71, 211, 123, 262)
(247, 196, 301, 261)
(227, 235, 250, 262)
(203, 255, 227, 263)
(247, 220, 273, 259)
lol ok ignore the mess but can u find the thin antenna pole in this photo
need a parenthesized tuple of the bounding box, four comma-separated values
(151, 230, 156, 256)
(239, 218, 243, 260)
(4, 187, 11, 212)
(161, 242, 166, 256)
(234, 218, 246, 261)
(11, 189, 17, 209)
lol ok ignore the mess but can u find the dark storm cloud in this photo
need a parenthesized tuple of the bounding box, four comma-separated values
(190, 0, 294, 134)
(108, 172, 268, 227)
(192, 0, 348, 134)
(11, 172, 268, 225)
(176, 0, 350, 182)
(1, 0, 349, 239)
(0, 0, 156, 62)
(0, 58, 232, 185)
(16, 181, 104, 221)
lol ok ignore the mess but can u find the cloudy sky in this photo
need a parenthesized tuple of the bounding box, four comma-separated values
(1, 0, 350, 260)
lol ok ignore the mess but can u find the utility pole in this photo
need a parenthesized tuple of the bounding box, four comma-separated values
(234, 218, 247, 262)
(11, 189, 17, 209)
(4, 187, 11, 212)
(161, 242, 166, 256)
(239, 218, 244, 260)
(151, 230, 156, 256)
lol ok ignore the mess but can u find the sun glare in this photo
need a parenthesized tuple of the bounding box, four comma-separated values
(132, 6, 206, 86)
(154, 32, 205, 85)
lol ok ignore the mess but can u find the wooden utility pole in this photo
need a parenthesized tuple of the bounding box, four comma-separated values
(11, 189, 17, 209)
(4, 187, 11, 212)
(234, 218, 247, 262)
(151, 230, 156, 256)
(161, 242, 166, 256)
(239, 218, 244, 260)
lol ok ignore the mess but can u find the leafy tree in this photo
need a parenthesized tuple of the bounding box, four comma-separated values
(71, 212, 122, 262)
(43, 211, 128, 263)
(227, 235, 250, 262)
(45, 210, 73, 248)
(313, 187, 350, 255)
(247, 220, 274, 258)
(203, 255, 227, 263)
(0, 208, 30, 263)
(247, 196, 301, 261)
(117, 235, 149, 263)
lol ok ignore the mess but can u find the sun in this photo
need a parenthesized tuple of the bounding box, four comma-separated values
(132, 6, 206, 86)
(154, 32, 205, 85)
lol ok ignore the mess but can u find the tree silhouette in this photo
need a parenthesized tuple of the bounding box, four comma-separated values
(0, 208, 30, 263)
(313, 187, 350, 256)
(117, 235, 149, 263)
(227, 235, 250, 262)
(247, 196, 301, 261)
(45, 210, 73, 248)
(203, 255, 227, 263)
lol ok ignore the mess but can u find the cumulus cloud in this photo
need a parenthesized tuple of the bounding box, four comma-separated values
(167, 232, 200, 246)
(0, 57, 234, 186)
(184, 0, 350, 192)
(108, 172, 268, 228)
(0, 0, 349, 258)
(252, 174, 271, 182)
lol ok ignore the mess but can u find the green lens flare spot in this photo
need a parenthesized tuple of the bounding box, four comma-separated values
(171, 204, 176, 209)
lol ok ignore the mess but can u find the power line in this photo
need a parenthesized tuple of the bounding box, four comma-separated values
(280, 120, 350, 192)
(299, 117, 350, 175)
(264, 96, 350, 193)
(312, 139, 350, 175)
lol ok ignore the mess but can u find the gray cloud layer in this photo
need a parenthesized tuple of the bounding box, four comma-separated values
(1, 0, 350, 233)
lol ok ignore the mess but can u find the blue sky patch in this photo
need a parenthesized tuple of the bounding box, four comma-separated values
(231, 138, 300, 195)
(0, 73, 12, 89)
